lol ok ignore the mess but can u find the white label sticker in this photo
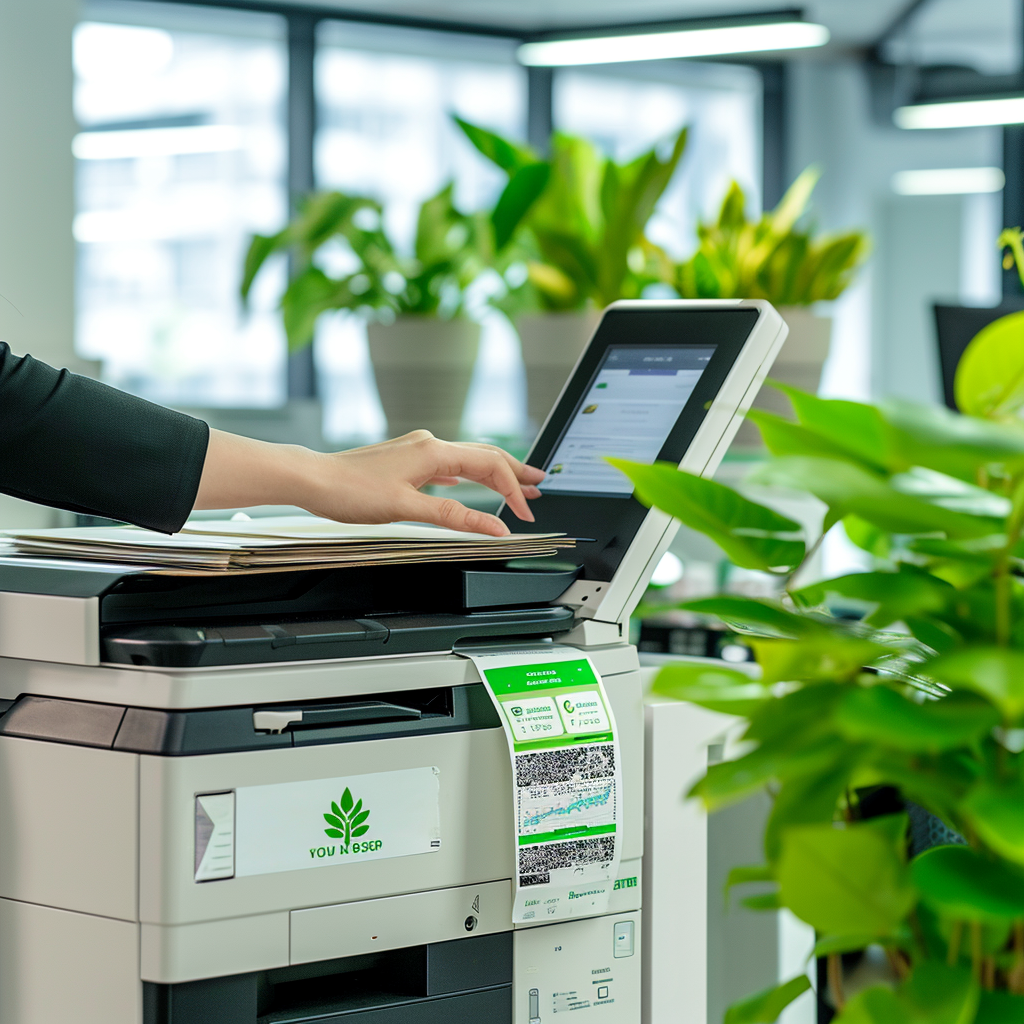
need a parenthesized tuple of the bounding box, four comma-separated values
(463, 648, 622, 925)
(500, 695, 565, 742)
(556, 689, 610, 734)
(233, 766, 441, 878)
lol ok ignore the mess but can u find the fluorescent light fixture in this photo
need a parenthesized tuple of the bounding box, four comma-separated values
(73, 125, 244, 161)
(892, 167, 1005, 195)
(895, 96, 1024, 130)
(517, 20, 830, 67)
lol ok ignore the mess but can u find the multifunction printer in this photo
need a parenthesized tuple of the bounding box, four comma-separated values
(0, 300, 787, 1024)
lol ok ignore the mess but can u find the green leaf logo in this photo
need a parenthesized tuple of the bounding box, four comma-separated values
(323, 787, 371, 852)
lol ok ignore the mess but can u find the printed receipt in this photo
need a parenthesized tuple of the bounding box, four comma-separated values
(463, 648, 622, 924)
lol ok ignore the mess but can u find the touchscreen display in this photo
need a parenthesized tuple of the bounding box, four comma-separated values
(539, 345, 716, 496)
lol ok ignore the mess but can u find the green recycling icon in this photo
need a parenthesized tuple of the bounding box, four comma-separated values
(323, 787, 371, 851)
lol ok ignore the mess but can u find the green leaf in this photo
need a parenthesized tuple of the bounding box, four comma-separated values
(742, 891, 781, 911)
(835, 687, 1000, 752)
(323, 813, 344, 829)
(340, 788, 354, 814)
(324, 828, 343, 839)
(955, 310, 1024, 419)
(351, 809, 371, 828)
(813, 934, 877, 957)
(762, 384, 893, 471)
(351, 825, 370, 838)
(833, 986, 905, 1024)
(962, 777, 1024, 865)
(726, 864, 775, 890)
(901, 962, 979, 1024)
(777, 822, 917, 937)
(453, 115, 537, 173)
(764, 758, 855, 862)
(925, 647, 1024, 720)
(910, 844, 1024, 921)
(608, 460, 805, 574)
(748, 410, 885, 471)
(882, 398, 1024, 482)
(723, 975, 812, 1024)
(975, 990, 1024, 1023)
(651, 662, 769, 716)
(751, 634, 889, 685)
(492, 161, 550, 250)
(240, 231, 281, 302)
(794, 568, 955, 628)
(744, 683, 845, 745)
(753, 457, 1000, 540)
(331, 802, 342, 818)
(679, 596, 811, 639)
(843, 515, 892, 559)
(694, 733, 847, 810)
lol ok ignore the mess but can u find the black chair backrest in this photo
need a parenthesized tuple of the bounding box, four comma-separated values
(934, 299, 1024, 410)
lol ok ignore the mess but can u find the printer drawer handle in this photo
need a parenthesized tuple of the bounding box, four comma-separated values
(254, 701, 423, 733)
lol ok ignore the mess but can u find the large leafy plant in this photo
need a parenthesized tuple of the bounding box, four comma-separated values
(241, 169, 547, 351)
(675, 168, 869, 306)
(456, 117, 688, 313)
(611, 237, 1024, 1023)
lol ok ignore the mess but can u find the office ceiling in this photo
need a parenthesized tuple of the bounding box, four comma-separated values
(274, 0, 908, 46)
(267, 0, 1018, 71)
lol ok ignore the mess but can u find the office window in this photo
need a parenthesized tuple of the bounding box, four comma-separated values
(314, 23, 527, 443)
(555, 62, 762, 259)
(74, 1, 288, 407)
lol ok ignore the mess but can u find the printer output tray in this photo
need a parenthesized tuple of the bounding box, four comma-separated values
(101, 606, 576, 668)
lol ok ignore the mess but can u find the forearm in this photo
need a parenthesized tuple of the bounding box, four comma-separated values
(193, 429, 322, 512)
(192, 429, 544, 536)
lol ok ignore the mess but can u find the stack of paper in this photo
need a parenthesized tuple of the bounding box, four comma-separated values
(0, 517, 576, 576)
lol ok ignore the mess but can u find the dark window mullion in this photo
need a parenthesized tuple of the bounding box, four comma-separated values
(286, 12, 318, 400)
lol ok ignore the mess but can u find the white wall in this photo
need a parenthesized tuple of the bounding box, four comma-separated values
(0, 0, 82, 528)
(787, 59, 1003, 405)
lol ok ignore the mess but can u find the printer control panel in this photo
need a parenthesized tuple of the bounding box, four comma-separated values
(514, 912, 641, 1022)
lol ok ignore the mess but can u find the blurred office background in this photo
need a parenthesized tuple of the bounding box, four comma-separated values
(0, 0, 1019, 529)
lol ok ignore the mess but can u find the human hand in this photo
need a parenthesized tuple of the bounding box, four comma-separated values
(301, 431, 544, 536)
(195, 428, 545, 537)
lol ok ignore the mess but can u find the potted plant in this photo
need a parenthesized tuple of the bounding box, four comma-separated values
(675, 168, 869, 449)
(241, 165, 547, 441)
(456, 118, 688, 431)
(608, 238, 1024, 1023)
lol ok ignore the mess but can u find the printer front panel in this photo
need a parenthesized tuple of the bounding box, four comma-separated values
(138, 666, 643, 929)
(139, 726, 513, 926)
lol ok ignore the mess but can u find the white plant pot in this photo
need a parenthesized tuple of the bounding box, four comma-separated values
(366, 317, 481, 441)
(516, 309, 602, 432)
(733, 306, 832, 450)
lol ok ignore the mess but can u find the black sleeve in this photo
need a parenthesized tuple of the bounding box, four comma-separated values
(0, 342, 210, 533)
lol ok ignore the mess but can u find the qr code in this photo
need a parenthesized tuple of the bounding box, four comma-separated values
(519, 836, 616, 877)
(520, 872, 550, 886)
(515, 744, 615, 787)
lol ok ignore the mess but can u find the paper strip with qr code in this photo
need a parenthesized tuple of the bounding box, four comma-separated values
(464, 648, 622, 924)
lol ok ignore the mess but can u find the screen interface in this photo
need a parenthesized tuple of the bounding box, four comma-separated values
(539, 345, 716, 496)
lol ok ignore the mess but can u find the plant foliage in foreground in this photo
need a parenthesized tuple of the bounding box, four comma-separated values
(611, 236, 1024, 1023)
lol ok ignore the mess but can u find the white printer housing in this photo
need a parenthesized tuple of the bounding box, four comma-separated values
(0, 300, 787, 1024)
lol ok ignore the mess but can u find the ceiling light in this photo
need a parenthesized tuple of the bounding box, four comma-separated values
(892, 167, 1005, 195)
(517, 20, 830, 67)
(895, 96, 1024, 130)
(73, 125, 244, 161)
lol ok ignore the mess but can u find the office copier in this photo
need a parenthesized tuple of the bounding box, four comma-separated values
(0, 300, 787, 1024)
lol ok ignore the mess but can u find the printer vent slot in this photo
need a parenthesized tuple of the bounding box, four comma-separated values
(142, 932, 512, 1024)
